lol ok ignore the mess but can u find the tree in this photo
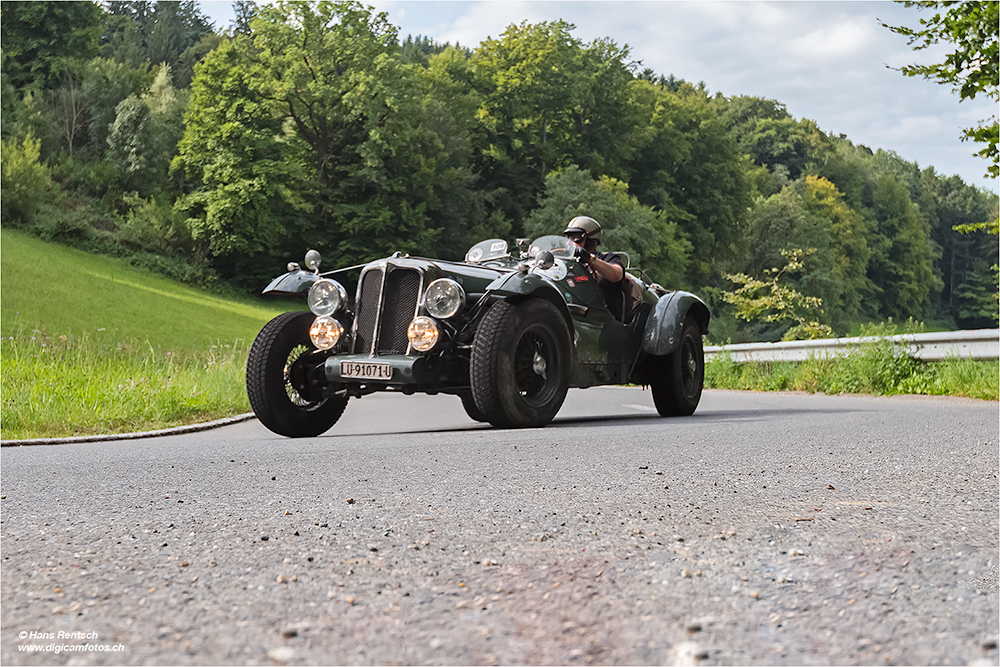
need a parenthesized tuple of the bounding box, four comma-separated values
(101, 1, 154, 69)
(146, 1, 214, 84)
(867, 175, 942, 320)
(174, 1, 468, 287)
(882, 1, 999, 179)
(81, 57, 151, 153)
(735, 117, 828, 180)
(1, 1, 102, 91)
(1, 68, 17, 139)
(912, 170, 998, 324)
(107, 65, 186, 194)
(718, 96, 826, 179)
(0, 133, 56, 224)
(468, 21, 640, 231)
(401, 35, 465, 66)
(953, 258, 999, 325)
(175, 33, 223, 88)
(100, 1, 215, 84)
(741, 186, 843, 326)
(247, 0, 438, 261)
(172, 36, 296, 280)
(231, 0, 257, 36)
(108, 94, 153, 187)
(418, 47, 490, 258)
(627, 81, 753, 282)
(50, 68, 87, 156)
(146, 2, 185, 69)
(720, 95, 791, 129)
(801, 176, 875, 328)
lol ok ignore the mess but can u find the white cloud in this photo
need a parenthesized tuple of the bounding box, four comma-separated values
(789, 20, 876, 61)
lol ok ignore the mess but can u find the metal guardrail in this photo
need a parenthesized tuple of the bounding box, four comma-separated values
(704, 329, 1000, 363)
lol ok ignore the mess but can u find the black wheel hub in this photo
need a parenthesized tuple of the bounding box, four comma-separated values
(679, 336, 699, 399)
(513, 327, 559, 408)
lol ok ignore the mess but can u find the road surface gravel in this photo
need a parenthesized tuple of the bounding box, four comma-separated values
(1, 388, 997, 665)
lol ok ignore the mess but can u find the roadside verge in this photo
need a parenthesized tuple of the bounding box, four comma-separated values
(1, 413, 257, 447)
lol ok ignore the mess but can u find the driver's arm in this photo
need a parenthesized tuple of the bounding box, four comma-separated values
(587, 254, 624, 283)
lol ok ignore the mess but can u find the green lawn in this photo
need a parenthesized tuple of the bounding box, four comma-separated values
(1, 229, 301, 439)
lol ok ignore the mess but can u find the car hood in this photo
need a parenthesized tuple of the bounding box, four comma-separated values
(361, 255, 516, 295)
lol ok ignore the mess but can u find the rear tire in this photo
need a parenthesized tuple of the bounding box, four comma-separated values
(247, 312, 348, 437)
(470, 300, 571, 428)
(651, 315, 704, 416)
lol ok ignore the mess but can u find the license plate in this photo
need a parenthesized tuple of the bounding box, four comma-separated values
(340, 361, 392, 380)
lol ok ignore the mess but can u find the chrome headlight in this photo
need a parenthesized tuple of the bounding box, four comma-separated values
(308, 279, 347, 316)
(309, 316, 344, 350)
(407, 316, 440, 352)
(423, 278, 465, 319)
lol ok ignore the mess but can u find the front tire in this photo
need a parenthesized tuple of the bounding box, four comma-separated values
(470, 300, 571, 428)
(459, 392, 489, 423)
(247, 312, 348, 437)
(651, 315, 704, 416)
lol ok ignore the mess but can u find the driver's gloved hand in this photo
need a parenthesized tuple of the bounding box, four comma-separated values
(574, 246, 592, 263)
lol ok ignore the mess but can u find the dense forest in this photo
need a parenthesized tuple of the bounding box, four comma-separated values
(2, 0, 997, 341)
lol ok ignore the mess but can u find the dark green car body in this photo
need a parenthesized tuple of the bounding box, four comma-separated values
(249, 237, 709, 436)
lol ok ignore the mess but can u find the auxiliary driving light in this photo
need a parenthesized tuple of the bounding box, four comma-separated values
(407, 316, 440, 352)
(309, 316, 344, 350)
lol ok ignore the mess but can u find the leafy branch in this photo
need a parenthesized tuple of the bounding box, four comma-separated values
(722, 248, 835, 341)
(881, 1, 999, 179)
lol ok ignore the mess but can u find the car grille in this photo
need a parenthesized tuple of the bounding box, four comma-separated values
(352, 264, 422, 356)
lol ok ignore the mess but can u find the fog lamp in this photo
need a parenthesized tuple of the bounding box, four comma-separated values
(309, 316, 344, 350)
(407, 316, 440, 352)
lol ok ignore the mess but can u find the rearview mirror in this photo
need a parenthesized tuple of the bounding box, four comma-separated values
(535, 250, 555, 270)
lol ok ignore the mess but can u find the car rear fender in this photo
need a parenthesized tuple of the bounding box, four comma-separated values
(262, 270, 319, 296)
(642, 291, 710, 356)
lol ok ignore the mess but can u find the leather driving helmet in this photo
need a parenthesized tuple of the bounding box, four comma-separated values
(562, 215, 602, 244)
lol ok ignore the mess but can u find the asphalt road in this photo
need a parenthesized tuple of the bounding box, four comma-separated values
(2, 388, 998, 666)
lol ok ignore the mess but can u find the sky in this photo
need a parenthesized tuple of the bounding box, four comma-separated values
(197, 1, 997, 192)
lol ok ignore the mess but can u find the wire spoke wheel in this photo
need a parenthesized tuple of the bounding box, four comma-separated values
(283, 344, 316, 407)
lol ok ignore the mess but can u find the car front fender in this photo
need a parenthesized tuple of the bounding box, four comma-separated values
(642, 291, 710, 356)
(262, 270, 319, 296)
(484, 271, 575, 333)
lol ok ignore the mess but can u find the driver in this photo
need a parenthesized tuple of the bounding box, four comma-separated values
(563, 216, 628, 318)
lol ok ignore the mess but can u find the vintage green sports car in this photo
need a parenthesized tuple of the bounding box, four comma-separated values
(247, 236, 710, 437)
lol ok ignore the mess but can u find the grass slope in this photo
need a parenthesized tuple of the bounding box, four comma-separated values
(1, 229, 301, 439)
(1, 229, 293, 351)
